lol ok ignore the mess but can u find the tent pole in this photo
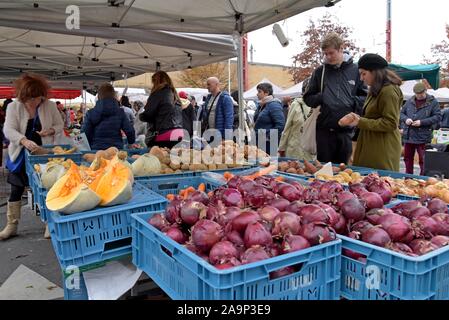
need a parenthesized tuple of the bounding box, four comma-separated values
(237, 36, 245, 133)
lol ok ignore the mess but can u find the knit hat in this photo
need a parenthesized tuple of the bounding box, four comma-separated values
(413, 82, 427, 94)
(178, 91, 189, 99)
(358, 53, 389, 71)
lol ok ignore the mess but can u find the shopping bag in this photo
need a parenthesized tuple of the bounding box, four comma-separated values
(71, 132, 91, 151)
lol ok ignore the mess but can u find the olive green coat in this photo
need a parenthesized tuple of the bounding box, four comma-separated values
(353, 84, 403, 171)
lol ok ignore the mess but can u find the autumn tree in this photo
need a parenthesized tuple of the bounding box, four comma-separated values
(290, 13, 363, 83)
(427, 24, 449, 87)
(179, 62, 235, 88)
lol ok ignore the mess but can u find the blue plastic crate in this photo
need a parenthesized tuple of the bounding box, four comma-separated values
(132, 211, 341, 300)
(31, 171, 50, 223)
(339, 235, 449, 300)
(137, 176, 224, 197)
(48, 182, 167, 269)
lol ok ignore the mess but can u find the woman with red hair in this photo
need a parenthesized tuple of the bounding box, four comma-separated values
(2, 74, 64, 240)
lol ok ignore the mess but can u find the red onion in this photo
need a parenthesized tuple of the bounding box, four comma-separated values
(431, 213, 449, 236)
(180, 200, 207, 225)
(285, 201, 306, 215)
(246, 185, 274, 208)
(268, 198, 291, 212)
(258, 205, 281, 222)
(333, 214, 348, 235)
(148, 213, 169, 231)
(270, 267, 295, 279)
(206, 205, 220, 221)
(225, 230, 245, 247)
(427, 198, 448, 214)
(244, 222, 273, 247)
(299, 222, 336, 245)
(349, 183, 369, 197)
(188, 191, 210, 205)
(278, 183, 302, 202)
(272, 212, 301, 237)
(238, 179, 257, 195)
(222, 188, 244, 208)
(290, 181, 305, 193)
(369, 183, 393, 204)
(241, 246, 270, 264)
(431, 235, 449, 248)
(164, 227, 187, 244)
(191, 220, 224, 252)
(360, 192, 384, 210)
(392, 200, 422, 218)
(282, 235, 311, 253)
(377, 213, 412, 242)
(351, 221, 374, 234)
(301, 188, 320, 203)
(366, 208, 392, 224)
(215, 258, 241, 270)
(342, 248, 366, 261)
(298, 204, 328, 224)
(266, 243, 282, 257)
(409, 207, 432, 219)
(316, 202, 340, 226)
(231, 210, 260, 234)
(164, 199, 182, 224)
(335, 191, 357, 208)
(409, 239, 438, 256)
(319, 181, 344, 203)
(209, 241, 239, 265)
(340, 198, 366, 222)
(217, 206, 241, 226)
(386, 242, 414, 255)
(361, 226, 391, 247)
(227, 176, 243, 189)
(412, 216, 439, 239)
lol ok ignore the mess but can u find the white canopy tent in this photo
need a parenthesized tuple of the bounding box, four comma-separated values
(278, 81, 304, 98)
(401, 80, 449, 103)
(0, 26, 236, 88)
(0, 1, 339, 34)
(243, 78, 284, 101)
(0, 0, 338, 129)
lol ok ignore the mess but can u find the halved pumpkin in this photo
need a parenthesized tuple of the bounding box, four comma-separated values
(46, 164, 100, 214)
(95, 157, 133, 206)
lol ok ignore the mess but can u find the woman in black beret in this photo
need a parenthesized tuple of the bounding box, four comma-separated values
(338, 53, 403, 171)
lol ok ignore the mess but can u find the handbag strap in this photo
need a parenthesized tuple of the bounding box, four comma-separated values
(320, 64, 325, 93)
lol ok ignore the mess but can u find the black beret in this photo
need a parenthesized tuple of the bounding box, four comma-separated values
(358, 53, 388, 71)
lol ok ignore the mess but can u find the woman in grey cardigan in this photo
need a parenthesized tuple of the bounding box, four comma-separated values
(1, 74, 64, 240)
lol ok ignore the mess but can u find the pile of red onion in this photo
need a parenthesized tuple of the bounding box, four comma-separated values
(147, 175, 338, 272)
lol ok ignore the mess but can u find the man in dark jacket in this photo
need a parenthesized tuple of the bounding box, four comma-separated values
(82, 83, 135, 150)
(201, 77, 234, 139)
(303, 32, 367, 164)
(254, 82, 285, 154)
(400, 82, 441, 175)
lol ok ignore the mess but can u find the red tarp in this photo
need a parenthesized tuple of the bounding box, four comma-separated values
(0, 87, 81, 99)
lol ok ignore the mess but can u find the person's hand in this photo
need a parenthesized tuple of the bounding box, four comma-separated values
(339, 113, 359, 127)
(21, 138, 38, 152)
(412, 120, 421, 127)
(37, 128, 55, 137)
(399, 129, 404, 135)
(405, 118, 413, 126)
(278, 150, 286, 157)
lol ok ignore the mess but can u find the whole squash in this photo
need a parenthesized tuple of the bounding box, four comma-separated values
(131, 154, 161, 176)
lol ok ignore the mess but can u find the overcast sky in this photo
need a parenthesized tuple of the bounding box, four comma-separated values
(248, 0, 449, 67)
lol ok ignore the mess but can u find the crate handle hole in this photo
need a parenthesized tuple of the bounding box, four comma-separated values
(158, 183, 180, 191)
(160, 245, 174, 259)
(103, 237, 132, 252)
(269, 263, 304, 281)
(342, 248, 367, 264)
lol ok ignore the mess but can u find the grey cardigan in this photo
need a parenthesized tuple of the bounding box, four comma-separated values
(3, 100, 64, 162)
